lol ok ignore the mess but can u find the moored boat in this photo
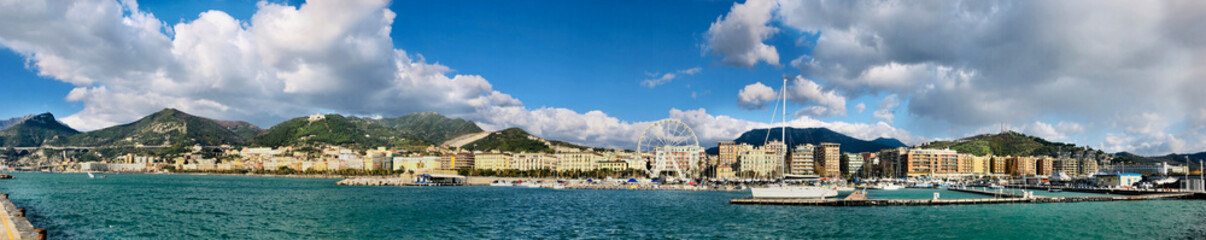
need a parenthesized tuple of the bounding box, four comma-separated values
(751, 186, 839, 199)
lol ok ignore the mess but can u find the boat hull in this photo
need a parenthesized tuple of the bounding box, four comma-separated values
(751, 187, 838, 199)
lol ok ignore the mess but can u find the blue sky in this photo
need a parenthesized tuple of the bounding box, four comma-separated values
(1, 0, 1204, 155)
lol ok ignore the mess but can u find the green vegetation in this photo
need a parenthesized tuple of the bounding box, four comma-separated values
(216, 120, 265, 141)
(363, 112, 484, 144)
(462, 128, 551, 152)
(54, 109, 244, 147)
(920, 131, 1085, 156)
(0, 113, 80, 147)
(251, 114, 429, 149)
(459, 128, 590, 153)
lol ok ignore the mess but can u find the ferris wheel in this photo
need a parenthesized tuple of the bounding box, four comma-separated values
(637, 119, 700, 179)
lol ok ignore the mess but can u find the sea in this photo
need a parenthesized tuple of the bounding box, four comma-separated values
(1, 172, 1205, 239)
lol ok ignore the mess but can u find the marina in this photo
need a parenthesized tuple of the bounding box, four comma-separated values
(730, 187, 1199, 206)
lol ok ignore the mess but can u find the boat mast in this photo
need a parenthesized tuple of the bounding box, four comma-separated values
(781, 76, 788, 178)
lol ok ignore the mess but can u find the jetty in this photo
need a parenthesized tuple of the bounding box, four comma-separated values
(0, 193, 42, 240)
(729, 188, 1194, 206)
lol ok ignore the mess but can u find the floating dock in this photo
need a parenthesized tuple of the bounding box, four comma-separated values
(729, 188, 1194, 206)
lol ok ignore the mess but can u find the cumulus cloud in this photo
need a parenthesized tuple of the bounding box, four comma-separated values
(704, 0, 779, 67)
(737, 82, 778, 110)
(0, 0, 520, 130)
(0, 0, 923, 151)
(784, 76, 845, 117)
(708, 0, 1206, 155)
(736, 76, 847, 117)
(641, 67, 702, 88)
(873, 94, 899, 124)
(854, 103, 865, 114)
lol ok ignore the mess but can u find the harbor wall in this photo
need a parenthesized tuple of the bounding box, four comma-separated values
(0, 192, 42, 240)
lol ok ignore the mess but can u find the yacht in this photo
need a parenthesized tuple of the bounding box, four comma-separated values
(752, 186, 839, 199)
(881, 184, 902, 190)
(748, 77, 839, 199)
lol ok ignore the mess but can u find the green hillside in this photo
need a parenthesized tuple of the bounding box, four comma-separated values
(216, 120, 264, 141)
(57, 109, 244, 147)
(920, 131, 1085, 156)
(0, 113, 80, 147)
(251, 114, 428, 148)
(363, 112, 483, 144)
(462, 128, 588, 153)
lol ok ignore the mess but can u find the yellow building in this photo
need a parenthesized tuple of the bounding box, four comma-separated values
(474, 153, 513, 170)
(599, 161, 628, 171)
(557, 152, 601, 172)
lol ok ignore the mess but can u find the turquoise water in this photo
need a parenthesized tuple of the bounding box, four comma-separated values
(2, 173, 1206, 239)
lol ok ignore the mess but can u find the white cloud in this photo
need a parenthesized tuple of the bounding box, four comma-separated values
(641, 67, 702, 88)
(704, 0, 779, 67)
(854, 103, 865, 114)
(737, 82, 778, 110)
(708, 0, 1206, 155)
(0, 0, 922, 152)
(784, 76, 845, 117)
(872, 94, 899, 124)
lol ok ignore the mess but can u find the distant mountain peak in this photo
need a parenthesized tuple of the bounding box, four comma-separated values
(0, 112, 80, 147)
(706, 127, 904, 154)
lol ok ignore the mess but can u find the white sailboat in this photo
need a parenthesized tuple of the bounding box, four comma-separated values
(87, 172, 96, 178)
(751, 76, 838, 199)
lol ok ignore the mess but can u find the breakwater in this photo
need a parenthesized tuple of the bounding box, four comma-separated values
(0, 192, 41, 240)
(730, 188, 1194, 206)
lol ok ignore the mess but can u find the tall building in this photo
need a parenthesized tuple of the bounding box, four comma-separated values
(718, 141, 738, 166)
(513, 152, 557, 171)
(990, 156, 1008, 174)
(765, 140, 787, 175)
(789, 144, 816, 175)
(1006, 156, 1037, 176)
(815, 142, 841, 177)
(876, 148, 906, 178)
(841, 153, 864, 176)
(1036, 157, 1054, 175)
(1054, 157, 1079, 176)
(902, 148, 959, 176)
(651, 145, 705, 177)
(739, 148, 779, 178)
(1078, 157, 1099, 176)
(364, 148, 394, 171)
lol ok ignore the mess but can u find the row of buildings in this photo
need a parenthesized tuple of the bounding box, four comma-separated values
(705, 141, 1157, 179)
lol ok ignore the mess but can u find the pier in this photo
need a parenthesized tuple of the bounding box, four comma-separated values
(0, 193, 41, 240)
(729, 188, 1194, 206)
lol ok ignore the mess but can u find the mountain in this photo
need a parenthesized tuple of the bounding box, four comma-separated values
(362, 112, 483, 144)
(0, 113, 80, 147)
(0, 114, 38, 130)
(216, 120, 264, 141)
(872, 138, 907, 148)
(461, 128, 589, 153)
(919, 131, 1086, 156)
(706, 127, 906, 155)
(58, 109, 244, 147)
(251, 114, 428, 148)
(1113, 151, 1206, 166)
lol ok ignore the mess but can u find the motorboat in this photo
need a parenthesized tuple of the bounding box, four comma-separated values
(881, 184, 902, 190)
(1048, 188, 1063, 192)
(87, 172, 95, 178)
(989, 184, 1005, 189)
(552, 184, 566, 190)
(751, 186, 839, 199)
(489, 180, 513, 187)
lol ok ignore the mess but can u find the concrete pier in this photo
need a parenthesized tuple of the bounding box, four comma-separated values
(729, 190, 1193, 206)
(0, 193, 41, 240)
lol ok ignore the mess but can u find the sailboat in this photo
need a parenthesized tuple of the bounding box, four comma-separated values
(87, 172, 95, 178)
(751, 76, 838, 199)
